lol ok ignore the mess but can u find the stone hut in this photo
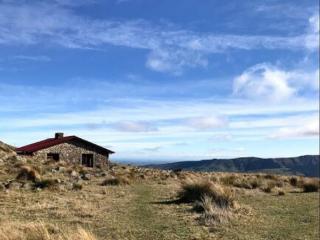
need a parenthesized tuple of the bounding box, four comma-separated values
(16, 133, 114, 168)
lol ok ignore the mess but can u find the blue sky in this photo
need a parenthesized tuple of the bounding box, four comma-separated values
(0, 0, 319, 161)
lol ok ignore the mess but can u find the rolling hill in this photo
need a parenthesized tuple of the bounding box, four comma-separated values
(147, 155, 320, 177)
(0, 138, 319, 239)
(0, 140, 17, 162)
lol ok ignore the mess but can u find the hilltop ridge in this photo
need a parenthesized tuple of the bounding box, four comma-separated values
(147, 155, 320, 177)
(0, 140, 17, 162)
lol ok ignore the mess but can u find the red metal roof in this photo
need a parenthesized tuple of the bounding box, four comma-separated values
(16, 135, 114, 154)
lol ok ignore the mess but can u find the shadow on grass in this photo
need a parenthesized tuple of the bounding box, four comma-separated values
(151, 198, 182, 205)
(288, 190, 305, 194)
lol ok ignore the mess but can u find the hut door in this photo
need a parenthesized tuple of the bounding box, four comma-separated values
(82, 154, 94, 167)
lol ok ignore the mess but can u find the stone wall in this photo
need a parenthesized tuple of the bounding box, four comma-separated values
(33, 140, 109, 167)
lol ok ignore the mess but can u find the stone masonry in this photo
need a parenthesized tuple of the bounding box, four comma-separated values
(33, 140, 108, 167)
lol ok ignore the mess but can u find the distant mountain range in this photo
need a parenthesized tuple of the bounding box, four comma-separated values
(146, 155, 320, 177)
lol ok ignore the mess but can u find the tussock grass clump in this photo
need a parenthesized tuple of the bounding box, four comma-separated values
(72, 182, 83, 191)
(249, 178, 261, 189)
(289, 177, 298, 187)
(274, 180, 284, 188)
(261, 181, 276, 193)
(233, 179, 251, 189)
(220, 175, 237, 186)
(262, 187, 272, 193)
(264, 174, 278, 180)
(34, 179, 60, 190)
(232, 177, 262, 189)
(101, 176, 130, 186)
(78, 167, 90, 176)
(209, 175, 218, 182)
(302, 180, 319, 192)
(16, 165, 41, 182)
(173, 168, 182, 174)
(178, 180, 235, 209)
(0, 222, 96, 240)
(197, 195, 231, 226)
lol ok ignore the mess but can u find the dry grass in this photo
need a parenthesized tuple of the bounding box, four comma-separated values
(220, 175, 237, 186)
(219, 173, 289, 192)
(101, 175, 131, 186)
(178, 180, 235, 209)
(232, 177, 262, 189)
(34, 178, 61, 190)
(289, 177, 298, 186)
(0, 222, 96, 240)
(264, 174, 278, 180)
(0, 156, 319, 240)
(197, 195, 231, 226)
(261, 181, 276, 193)
(301, 179, 319, 192)
(16, 165, 41, 182)
(72, 182, 83, 190)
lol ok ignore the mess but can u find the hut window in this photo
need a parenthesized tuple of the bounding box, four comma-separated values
(47, 153, 60, 161)
(82, 154, 94, 167)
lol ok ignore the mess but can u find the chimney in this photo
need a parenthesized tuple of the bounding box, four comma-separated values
(55, 132, 64, 139)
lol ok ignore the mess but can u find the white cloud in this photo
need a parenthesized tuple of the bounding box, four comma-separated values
(0, 80, 318, 129)
(233, 64, 295, 101)
(0, 80, 318, 159)
(240, 113, 316, 126)
(112, 121, 158, 132)
(270, 118, 319, 139)
(11, 55, 51, 62)
(233, 63, 319, 102)
(207, 147, 246, 158)
(305, 13, 320, 50)
(141, 146, 162, 152)
(209, 133, 233, 141)
(0, 2, 318, 74)
(309, 14, 320, 33)
(291, 69, 319, 92)
(186, 116, 228, 130)
(146, 48, 208, 74)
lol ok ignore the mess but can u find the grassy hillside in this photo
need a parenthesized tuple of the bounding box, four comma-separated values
(147, 155, 320, 177)
(0, 148, 319, 240)
(0, 180, 318, 240)
(0, 141, 16, 162)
